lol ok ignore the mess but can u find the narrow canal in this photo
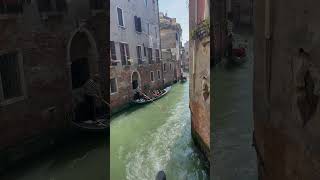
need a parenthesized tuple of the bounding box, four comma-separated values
(211, 32, 257, 179)
(111, 81, 208, 180)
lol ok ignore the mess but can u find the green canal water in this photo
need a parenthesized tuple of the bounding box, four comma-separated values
(111, 81, 208, 180)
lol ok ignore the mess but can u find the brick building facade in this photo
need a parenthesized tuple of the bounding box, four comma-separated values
(159, 13, 183, 84)
(0, 0, 107, 171)
(110, 0, 163, 114)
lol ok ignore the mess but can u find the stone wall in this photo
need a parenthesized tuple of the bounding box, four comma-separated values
(254, 0, 320, 179)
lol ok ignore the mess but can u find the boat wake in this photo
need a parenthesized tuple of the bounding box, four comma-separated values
(125, 94, 188, 180)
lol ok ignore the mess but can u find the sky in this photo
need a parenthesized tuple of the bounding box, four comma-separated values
(158, 0, 189, 45)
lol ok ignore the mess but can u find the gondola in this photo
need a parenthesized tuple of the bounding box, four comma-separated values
(132, 86, 172, 104)
(70, 115, 109, 132)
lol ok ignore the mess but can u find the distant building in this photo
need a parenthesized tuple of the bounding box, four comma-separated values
(110, 0, 163, 114)
(159, 12, 182, 85)
(189, 0, 210, 162)
(0, 0, 107, 171)
(182, 41, 189, 72)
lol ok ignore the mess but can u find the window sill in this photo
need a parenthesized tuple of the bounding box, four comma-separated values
(0, 96, 26, 107)
(118, 25, 126, 30)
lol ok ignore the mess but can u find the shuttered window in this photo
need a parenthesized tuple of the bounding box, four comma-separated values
(147, 48, 153, 64)
(150, 71, 154, 82)
(136, 46, 142, 64)
(143, 46, 146, 56)
(155, 49, 160, 63)
(110, 41, 117, 60)
(117, 7, 124, 26)
(110, 78, 117, 94)
(120, 43, 130, 66)
(134, 16, 142, 32)
(0, 52, 23, 101)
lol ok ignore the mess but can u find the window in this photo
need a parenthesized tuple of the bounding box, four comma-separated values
(170, 63, 172, 70)
(0, 0, 23, 14)
(150, 71, 154, 82)
(144, 0, 147, 7)
(155, 49, 160, 63)
(157, 70, 161, 80)
(163, 63, 166, 72)
(143, 46, 147, 56)
(110, 41, 117, 66)
(134, 16, 142, 32)
(147, 23, 150, 35)
(37, 0, 67, 13)
(136, 46, 142, 64)
(120, 43, 130, 66)
(176, 33, 178, 41)
(90, 0, 105, 10)
(110, 78, 117, 94)
(155, 27, 157, 38)
(0, 51, 25, 104)
(117, 7, 124, 27)
(147, 48, 153, 64)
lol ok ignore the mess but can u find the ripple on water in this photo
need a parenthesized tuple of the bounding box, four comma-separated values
(125, 99, 186, 180)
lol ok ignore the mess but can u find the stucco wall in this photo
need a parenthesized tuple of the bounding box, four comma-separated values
(254, 0, 320, 179)
(189, 0, 210, 162)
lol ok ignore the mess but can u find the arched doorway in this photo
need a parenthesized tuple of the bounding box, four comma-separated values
(67, 28, 99, 122)
(131, 71, 140, 90)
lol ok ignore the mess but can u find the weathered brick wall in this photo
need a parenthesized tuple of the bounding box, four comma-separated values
(160, 29, 177, 49)
(110, 63, 164, 114)
(0, 0, 107, 166)
(189, 0, 210, 162)
(254, 0, 320, 179)
(162, 60, 176, 86)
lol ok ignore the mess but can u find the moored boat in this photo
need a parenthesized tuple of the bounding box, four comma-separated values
(132, 86, 172, 104)
(71, 115, 109, 132)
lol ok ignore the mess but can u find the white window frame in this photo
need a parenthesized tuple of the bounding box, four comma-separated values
(110, 77, 118, 95)
(116, 6, 125, 28)
(150, 71, 154, 82)
(0, 49, 27, 106)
